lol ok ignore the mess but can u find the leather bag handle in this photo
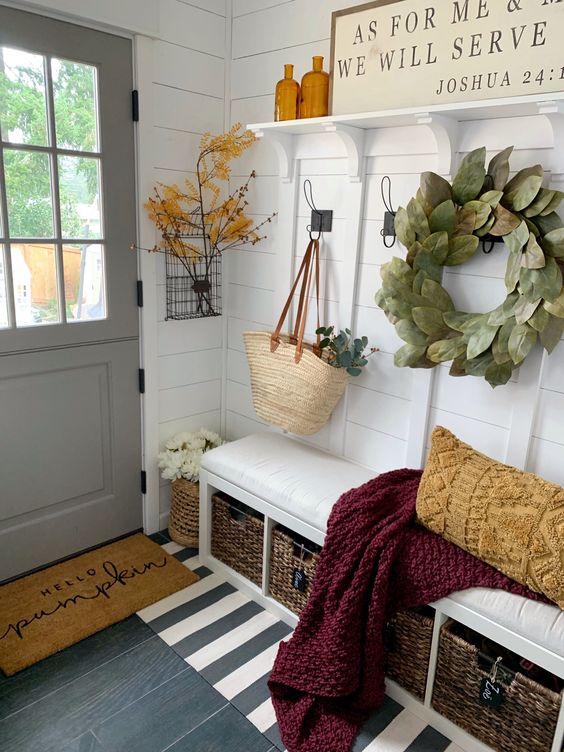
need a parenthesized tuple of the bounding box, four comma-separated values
(271, 239, 314, 350)
(271, 239, 321, 364)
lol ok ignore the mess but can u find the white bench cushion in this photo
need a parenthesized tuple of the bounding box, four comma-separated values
(202, 433, 563, 661)
(448, 587, 564, 658)
(201, 432, 375, 530)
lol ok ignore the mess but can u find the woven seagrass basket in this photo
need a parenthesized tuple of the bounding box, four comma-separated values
(244, 332, 348, 435)
(168, 478, 200, 548)
(269, 527, 321, 614)
(384, 608, 435, 700)
(211, 493, 264, 586)
(244, 238, 349, 436)
(432, 620, 562, 752)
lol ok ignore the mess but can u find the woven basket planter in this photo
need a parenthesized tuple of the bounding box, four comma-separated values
(168, 478, 199, 548)
(432, 620, 562, 752)
(384, 609, 434, 700)
(211, 493, 264, 586)
(269, 527, 321, 614)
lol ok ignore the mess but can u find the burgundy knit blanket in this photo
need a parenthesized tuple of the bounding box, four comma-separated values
(268, 468, 547, 752)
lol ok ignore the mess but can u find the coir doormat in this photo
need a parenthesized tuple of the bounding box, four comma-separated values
(0, 533, 199, 676)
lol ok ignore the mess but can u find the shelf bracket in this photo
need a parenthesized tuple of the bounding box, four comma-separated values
(415, 113, 459, 178)
(537, 101, 564, 181)
(252, 129, 295, 183)
(323, 122, 365, 182)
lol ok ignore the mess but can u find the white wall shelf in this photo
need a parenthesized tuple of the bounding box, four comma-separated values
(248, 92, 564, 136)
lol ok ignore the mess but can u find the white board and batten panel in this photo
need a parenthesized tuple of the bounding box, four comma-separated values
(226, 0, 564, 483)
(530, 344, 564, 488)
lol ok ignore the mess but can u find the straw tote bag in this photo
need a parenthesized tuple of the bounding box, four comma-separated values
(244, 239, 348, 435)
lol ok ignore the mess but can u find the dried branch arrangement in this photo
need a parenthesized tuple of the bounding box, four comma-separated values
(141, 123, 276, 318)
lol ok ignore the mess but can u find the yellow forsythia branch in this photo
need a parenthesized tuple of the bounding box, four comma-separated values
(139, 123, 276, 262)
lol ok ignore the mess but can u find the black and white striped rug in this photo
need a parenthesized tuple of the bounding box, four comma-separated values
(139, 539, 459, 752)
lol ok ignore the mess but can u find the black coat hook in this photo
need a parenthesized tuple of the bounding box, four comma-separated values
(380, 176, 397, 248)
(304, 179, 322, 241)
(304, 179, 332, 240)
(377, 174, 502, 255)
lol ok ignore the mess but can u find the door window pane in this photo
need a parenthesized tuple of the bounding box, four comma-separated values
(0, 47, 48, 146)
(58, 155, 102, 239)
(11, 243, 59, 325)
(4, 149, 54, 238)
(0, 247, 9, 328)
(0, 41, 108, 331)
(52, 59, 99, 152)
(64, 242, 106, 321)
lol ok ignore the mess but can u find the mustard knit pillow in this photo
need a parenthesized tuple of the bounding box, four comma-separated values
(416, 426, 564, 608)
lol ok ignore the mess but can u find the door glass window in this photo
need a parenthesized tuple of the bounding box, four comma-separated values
(4, 149, 54, 238)
(52, 59, 99, 152)
(0, 47, 48, 146)
(0, 47, 106, 328)
(11, 243, 59, 325)
(63, 242, 105, 322)
(58, 155, 102, 239)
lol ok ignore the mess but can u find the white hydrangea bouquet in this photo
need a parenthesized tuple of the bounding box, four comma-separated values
(158, 428, 224, 482)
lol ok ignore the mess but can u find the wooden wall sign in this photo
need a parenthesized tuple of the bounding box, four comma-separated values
(330, 0, 564, 115)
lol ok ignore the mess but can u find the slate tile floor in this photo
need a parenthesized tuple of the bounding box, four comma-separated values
(0, 531, 459, 752)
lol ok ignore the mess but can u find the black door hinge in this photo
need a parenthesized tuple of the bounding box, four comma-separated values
(138, 368, 145, 394)
(137, 280, 144, 307)
(132, 90, 139, 122)
(141, 470, 147, 495)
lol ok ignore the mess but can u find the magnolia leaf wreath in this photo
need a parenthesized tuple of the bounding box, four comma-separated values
(375, 146, 564, 388)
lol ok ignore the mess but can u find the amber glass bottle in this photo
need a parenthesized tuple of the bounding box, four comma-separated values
(300, 56, 329, 119)
(274, 64, 300, 121)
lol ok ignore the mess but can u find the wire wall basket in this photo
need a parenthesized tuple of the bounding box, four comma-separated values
(165, 241, 222, 320)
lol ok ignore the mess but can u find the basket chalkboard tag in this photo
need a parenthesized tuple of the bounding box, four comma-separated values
(292, 545, 308, 592)
(479, 657, 505, 709)
(292, 568, 307, 591)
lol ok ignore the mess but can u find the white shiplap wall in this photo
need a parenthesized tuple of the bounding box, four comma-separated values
(226, 0, 564, 484)
(149, 1, 226, 524)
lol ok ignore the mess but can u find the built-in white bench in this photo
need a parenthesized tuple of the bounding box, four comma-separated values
(199, 432, 564, 752)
